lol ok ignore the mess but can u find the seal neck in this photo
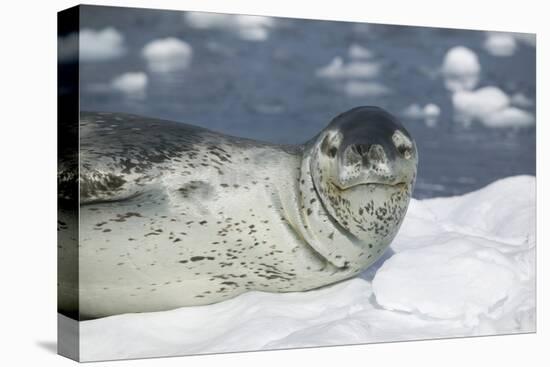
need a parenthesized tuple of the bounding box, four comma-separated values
(282, 144, 374, 271)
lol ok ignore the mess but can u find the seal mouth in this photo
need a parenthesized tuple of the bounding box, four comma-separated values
(331, 180, 407, 191)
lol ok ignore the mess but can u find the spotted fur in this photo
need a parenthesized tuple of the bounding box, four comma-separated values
(58, 107, 417, 319)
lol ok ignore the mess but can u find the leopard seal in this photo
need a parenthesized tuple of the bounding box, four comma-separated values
(58, 106, 417, 319)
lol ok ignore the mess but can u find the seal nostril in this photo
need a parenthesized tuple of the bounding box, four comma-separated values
(367, 144, 387, 164)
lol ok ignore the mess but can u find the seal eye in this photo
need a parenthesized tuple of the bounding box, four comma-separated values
(320, 131, 343, 158)
(392, 130, 413, 160)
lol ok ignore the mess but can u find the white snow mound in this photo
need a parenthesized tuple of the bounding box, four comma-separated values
(78, 175, 536, 361)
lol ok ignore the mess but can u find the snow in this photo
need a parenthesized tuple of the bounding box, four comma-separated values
(141, 38, 193, 72)
(110, 72, 148, 97)
(77, 175, 535, 361)
(452, 86, 534, 128)
(484, 32, 517, 57)
(441, 46, 481, 92)
(79, 27, 126, 62)
(184, 12, 275, 41)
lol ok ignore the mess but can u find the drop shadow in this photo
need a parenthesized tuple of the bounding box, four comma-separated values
(36, 340, 57, 354)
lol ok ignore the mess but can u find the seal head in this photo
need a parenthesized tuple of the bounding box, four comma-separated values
(304, 106, 417, 267)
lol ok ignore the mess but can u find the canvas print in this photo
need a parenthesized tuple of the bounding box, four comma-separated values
(57, 5, 536, 362)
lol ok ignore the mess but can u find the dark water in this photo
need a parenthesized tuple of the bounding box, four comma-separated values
(75, 5, 536, 199)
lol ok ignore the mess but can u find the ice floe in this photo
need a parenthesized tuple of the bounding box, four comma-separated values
(110, 72, 148, 97)
(402, 103, 441, 127)
(348, 44, 374, 59)
(452, 86, 534, 128)
(316, 57, 380, 79)
(441, 46, 481, 92)
(316, 50, 388, 98)
(79, 27, 126, 62)
(59, 27, 126, 62)
(484, 32, 517, 57)
(77, 175, 535, 361)
(342, 81, 391, 98)
(184, 12, 276, 41)
(142, 37, 193, 72)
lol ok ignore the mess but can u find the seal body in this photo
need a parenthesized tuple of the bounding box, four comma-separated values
(58, 107, 417, 319)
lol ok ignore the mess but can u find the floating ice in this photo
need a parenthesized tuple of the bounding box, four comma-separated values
(452, 86, 534, 128)
(453, 86, 509, 120)
(484, 32, 517, 57)
(511, 92, 534, 108)
(184, 12, 233, 29)
(348, 44, 374, 59)
(482, 107, 535, 128)
(110, 72, 148, 97)
(78, 175, 535, 361)
(316, 57, 380, 79)
(184, 12, 275, 41)
(402, 103, 441, 127)
(441, 46, 481, 92)
(79, 27, 125, 62)
(59, 27, 126, 62)
(142, 38, 193, 72)
(342, 80, 391, 97)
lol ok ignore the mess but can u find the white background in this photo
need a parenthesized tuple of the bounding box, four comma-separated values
(0, 0, 546, 366)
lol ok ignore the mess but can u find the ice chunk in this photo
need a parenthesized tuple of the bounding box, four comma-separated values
(452, 86, 534, 128)
(348, 44, 374, 59)
(61, 27, 126, 62)
(342, 80, 391, 97)
(510, 92, 534, 108)
(110, 72, 148, 97)
(483, 107, 535, 128)
(316, 57, 380, 79)
(402, 103, 441, 127)
(142, 38, 193, 72)
(452, 86, 509, 121)
(441, 46, 481, 92)
(184, 12, 275, 41)
(484, 32, 517, 57)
